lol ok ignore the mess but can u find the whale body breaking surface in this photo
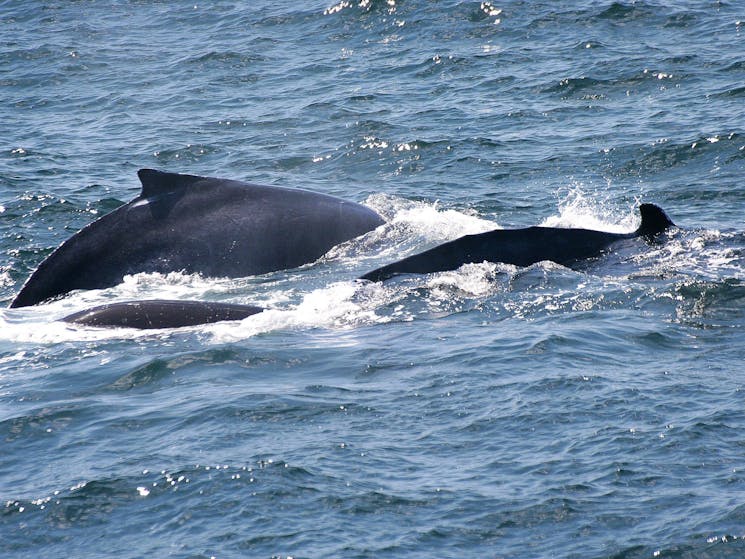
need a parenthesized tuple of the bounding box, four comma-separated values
(63, 299, 265, 329)
(9, 169, 676, 329)
(358, 203, 674, 282)
(10, 169, 385, 308)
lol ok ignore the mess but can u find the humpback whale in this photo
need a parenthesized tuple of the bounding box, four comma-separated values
(10, 169, 384, 308)
(63, 299, 264, 329)
(61, 203, 675, 330)
(360, 203, 674, 282)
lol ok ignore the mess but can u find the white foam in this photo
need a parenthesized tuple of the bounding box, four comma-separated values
(425, 262, 511, 297)
(7, 191, 739, 343)
(365, 193, 497, 238)
(633, 230, 745, 281)
(207, 281, 388, 343)
(326, 194, 498, 267)
(0, 309, 154, 343)
(540, 185, 639, 233)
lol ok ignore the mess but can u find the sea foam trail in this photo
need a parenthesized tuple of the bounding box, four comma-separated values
(5, 193, 734, 344)
(325, 194, 499, 266)
(1, 196, 494, 342)
(540, 187, 641, 233)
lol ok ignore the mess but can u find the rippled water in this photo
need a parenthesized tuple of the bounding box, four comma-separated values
(2, 1, 745, 558)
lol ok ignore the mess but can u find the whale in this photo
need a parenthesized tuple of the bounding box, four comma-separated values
(63, 299, 264, 329)
(58, 203, 674, 330)
(10, 169, 384, 308)
(360, 203, 674, 282)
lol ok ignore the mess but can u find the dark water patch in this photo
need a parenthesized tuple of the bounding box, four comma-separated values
(541, 66, 683, 100)
(106, 358, 183, 392)
(151, 143, 219, 165)
(721, 59, 745, 72)
(0, 44, 58, 66)
(672, 279, 745, 327)
(612, 133, 744, 178)
(521, 0, 662, 32)
(104, 348, 281, 392)
(542, 76, 610, 96)
(466, 1, 502, 23)
(715, 84, 745, 98)
(0, 403, 84, 443)
(628, 329, 689, 352)
(187, 394, 377, 430)
(608, 537, 745, 559)
(14, 477, 136, 527)
(1, 465, 251, 553)
(325, 489, 433, 516)
(665, 54, 698, 65)
(663, 10, 701, 29)
(179, 50, 268, 68)
(572, 39, 606, 50)
(595, 2, 657, 23)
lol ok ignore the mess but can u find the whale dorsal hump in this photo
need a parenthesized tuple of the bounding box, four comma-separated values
(137, 169, 205, 199)
(636, 203, 675, 236)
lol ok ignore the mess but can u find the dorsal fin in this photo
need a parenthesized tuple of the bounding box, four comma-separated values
(636, 203, 675, 236)
(137, 169, 204, 199)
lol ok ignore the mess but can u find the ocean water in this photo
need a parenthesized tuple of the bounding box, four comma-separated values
(2, 1, 745, 557)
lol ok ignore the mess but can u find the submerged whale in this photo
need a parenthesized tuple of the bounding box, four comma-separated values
(63, 299, 264, 329)
(10, 169, 384, 308)
(360, 203, 674, 282)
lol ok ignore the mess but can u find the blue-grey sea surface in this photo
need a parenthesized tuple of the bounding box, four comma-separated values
(2, 1, 745, 558)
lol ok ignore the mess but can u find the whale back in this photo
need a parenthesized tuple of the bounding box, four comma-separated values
(10, 170, 384, 308)
(360, 203, 676, 282)
(63, 299, 264, 329)
(635, 203, 675, 236)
